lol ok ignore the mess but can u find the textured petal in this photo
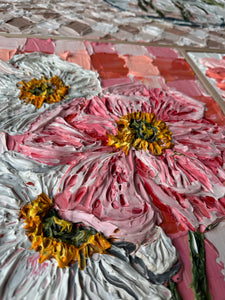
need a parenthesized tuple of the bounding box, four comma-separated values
(0, 133, 7, 154)
(55, 150, 160, 245)
(0, 151, 69, 258)
(9, 97, 112, 165)
(105, 84, 205, 121)
(135, 149, 225, 199)
(0, 245, 171, 300)
(0, 152, 74, 300)
(0, 151, 69, 256)
(75, 246, 172, 300)
(0, 151, 172, 300)
(7, 84, 225, 233)
(135, 152, 225, 229)
(0, 151, 68, 201)
(0, 246, 80, 300)
(8, 84, 205, 162)
(135, 227, 177, 275)
(10, 53, 101, 100)
(170, 119, 225, 160)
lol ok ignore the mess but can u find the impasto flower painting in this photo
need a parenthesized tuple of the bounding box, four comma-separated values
(1, 38, 225, 300)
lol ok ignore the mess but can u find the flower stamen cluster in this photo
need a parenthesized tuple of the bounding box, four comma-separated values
(17, 75, 70, 109)
(108, 111, 173, 155)
(20, 193, 111, 269)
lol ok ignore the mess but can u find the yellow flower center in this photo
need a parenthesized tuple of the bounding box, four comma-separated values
(20, 193, 111, 269)
(17, 75, 70, 109)
(108, 111, 173, 155)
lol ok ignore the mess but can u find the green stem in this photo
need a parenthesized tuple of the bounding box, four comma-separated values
(167, 280, 182, 300)
(188, 231, 211, 300)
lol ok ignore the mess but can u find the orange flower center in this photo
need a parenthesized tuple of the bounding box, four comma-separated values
(20, 193, 111, 269)
(108, 111, 173, 155)
(17, 75, 70, 109)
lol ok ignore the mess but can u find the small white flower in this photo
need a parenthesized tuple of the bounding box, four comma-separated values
(0, 52, 101, 134)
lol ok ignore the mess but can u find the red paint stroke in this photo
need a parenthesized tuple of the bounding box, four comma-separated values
(195, 95, 225, 126)
(91, 53, 129, 79)
(206, 67, 225, 82)
(153, 55, 224, 126)
(206, 67, 225, 93)
(143, 180, 186, 234)
(153, 58, 195, 82)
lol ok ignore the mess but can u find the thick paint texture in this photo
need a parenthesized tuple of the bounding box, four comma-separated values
(0, 52, 101, 134)
(1, 38, 225, 300)
(188, 52, 225, 111)
(201, 56, 225, 97)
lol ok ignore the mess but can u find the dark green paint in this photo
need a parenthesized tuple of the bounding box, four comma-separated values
(201, 0, 224, 7)
(42, 209, 97, 247)
(129, 118, 158, 142)
(167, 280, 182, 300)
(30, 84, 54, 96)
(188, 231, 211, 300)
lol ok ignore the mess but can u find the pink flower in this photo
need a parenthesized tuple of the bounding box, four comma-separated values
(199, 56, 225, 97)
(8, 84, 225, 243)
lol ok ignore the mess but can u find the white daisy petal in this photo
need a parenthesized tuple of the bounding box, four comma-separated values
(80, 247, 172, 300)
(0, 250, 61, 300)
(0, 151, 68, 201)
(0, 53, 101, 134)
(135, 227, 177, 275)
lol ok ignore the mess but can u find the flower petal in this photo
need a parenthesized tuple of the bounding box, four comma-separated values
(8, 85, 205, 162)
(79, 246, 172, 300)
(55, 150, 160, 245)
(0, 248, 68, 300)
(105, 84, 205, 121)
(9, 98, 113, 165)
(135, 151, 225, 229)
(135, 227, 177, 275)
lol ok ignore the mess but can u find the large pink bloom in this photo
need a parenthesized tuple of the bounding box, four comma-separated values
(8, 84, 225, 243)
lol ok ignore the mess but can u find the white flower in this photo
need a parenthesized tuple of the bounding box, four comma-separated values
(0, 52, 101, 134)
(0, 151, 173, 300)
